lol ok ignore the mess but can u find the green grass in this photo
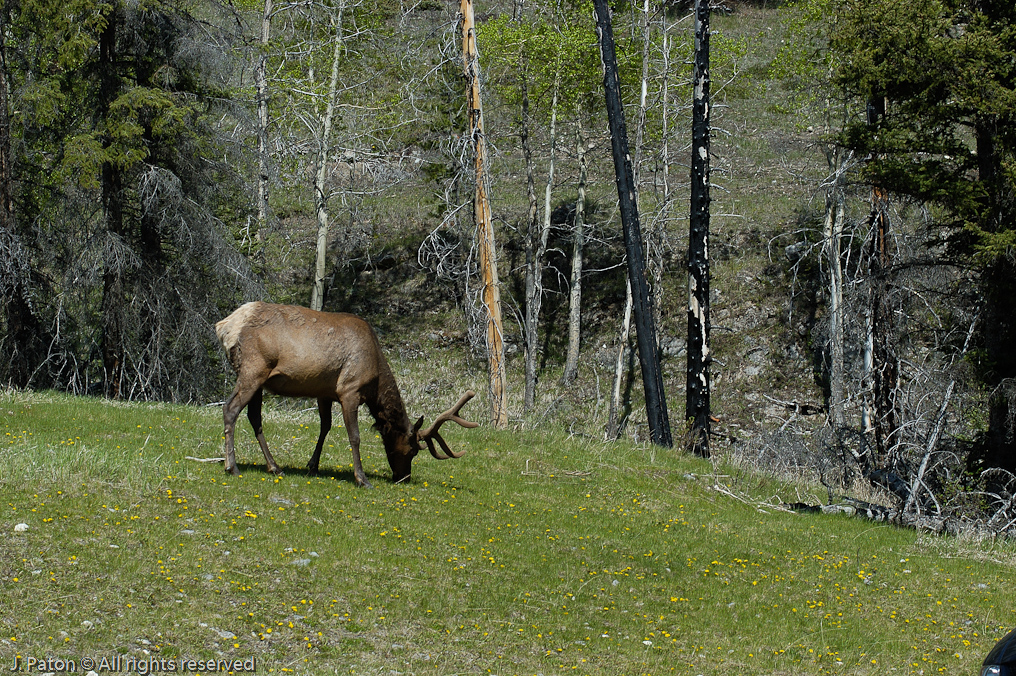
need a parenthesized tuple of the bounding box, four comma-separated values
(2, 389, 1015, 675)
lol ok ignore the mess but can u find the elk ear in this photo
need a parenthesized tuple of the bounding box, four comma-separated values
(412, 415, 425, 436)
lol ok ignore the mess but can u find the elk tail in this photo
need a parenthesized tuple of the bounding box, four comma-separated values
(215, 301, 261, 369)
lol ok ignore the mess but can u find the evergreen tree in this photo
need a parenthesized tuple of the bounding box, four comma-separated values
(1, 0, 256, 398)
(831, 0, 1016, 469)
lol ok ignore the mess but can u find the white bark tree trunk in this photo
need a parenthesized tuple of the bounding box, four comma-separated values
(523, 69, 558, 411)
(561, 118, 586, 386)
(310, 1, 345, 312)
(607, 278, 634, 440)
(823, 158, 847, 430)
(255, 0, 273, 243)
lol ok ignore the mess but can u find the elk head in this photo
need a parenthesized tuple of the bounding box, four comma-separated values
(382, 390, 479, 484)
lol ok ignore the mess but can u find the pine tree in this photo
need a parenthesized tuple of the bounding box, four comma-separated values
(831, 0, 1016, 469)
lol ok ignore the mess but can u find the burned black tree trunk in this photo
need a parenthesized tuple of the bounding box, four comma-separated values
(687, 0, 711, 457)
(594, 0, 672, 448)
(863, 96, 900, 467)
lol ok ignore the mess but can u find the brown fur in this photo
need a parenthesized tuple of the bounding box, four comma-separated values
(216, 302, 420, 486)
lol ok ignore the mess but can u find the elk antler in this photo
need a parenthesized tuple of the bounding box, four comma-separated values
(419, 390, 479, 459)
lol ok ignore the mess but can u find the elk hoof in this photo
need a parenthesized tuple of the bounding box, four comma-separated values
(357, 478, 374, 489)
(225, 465, 240, 476)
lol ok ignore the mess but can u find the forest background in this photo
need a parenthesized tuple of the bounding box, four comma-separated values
(1, 0, 1015, 531)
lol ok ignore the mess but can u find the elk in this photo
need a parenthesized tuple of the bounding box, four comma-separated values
(215, 301, 477, 487)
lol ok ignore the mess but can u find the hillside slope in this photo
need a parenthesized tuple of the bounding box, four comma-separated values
(2, 389, 1014, 674)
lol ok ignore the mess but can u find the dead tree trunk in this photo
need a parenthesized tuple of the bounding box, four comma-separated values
(903, 315, 977, 515)
(823, 148, 851, 432)
(462, 0, 508, 427)
(826, 196, 846, 428)
(594, 0, 672, 448)
(867, 189, 899, 464)
(686, 0, 711, 456)
(863, 95, 898, 465)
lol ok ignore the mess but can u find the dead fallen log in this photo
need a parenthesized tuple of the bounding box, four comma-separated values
(782, 498, 892, 521)
(781, 498, 966, 535)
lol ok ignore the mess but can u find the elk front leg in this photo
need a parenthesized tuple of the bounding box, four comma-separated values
(247, 387, 283, 475)
(307, 398, 332, 475)
(339, 395, 372, 488)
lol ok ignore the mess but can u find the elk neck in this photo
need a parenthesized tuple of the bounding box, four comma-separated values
(368, 362, 414, 447)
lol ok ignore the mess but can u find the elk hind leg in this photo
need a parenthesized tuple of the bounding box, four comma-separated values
(307, 398, 332, 475)
(247, 387, 283, 475)
(223, 383, 258, 475)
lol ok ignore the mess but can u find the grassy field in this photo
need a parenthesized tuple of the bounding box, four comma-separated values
(1, 389, 1014, 675)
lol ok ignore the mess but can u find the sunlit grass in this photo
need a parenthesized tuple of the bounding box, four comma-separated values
(1, 389, 1014, 674)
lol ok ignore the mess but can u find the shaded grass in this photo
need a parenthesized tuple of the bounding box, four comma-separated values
(2, 389, 1015, 675)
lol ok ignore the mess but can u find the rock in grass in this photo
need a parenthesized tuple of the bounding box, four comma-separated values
(14, 523, 28, 532)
